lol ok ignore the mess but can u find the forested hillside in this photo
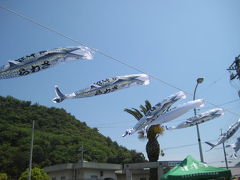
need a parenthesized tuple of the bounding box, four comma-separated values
(0, 96, 145, 178)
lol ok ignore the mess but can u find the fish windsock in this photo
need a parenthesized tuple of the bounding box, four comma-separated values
(133, 91, 187, 132)
(149, 99, 205, 126)
(123, 99, 205, 137)
(52, 74, 150, 103)
(226, 137, 240, 158)
(0, 46, 94, 79)
(145, 91, 187, 117)
(205, 119, 240, 150)
(225, 144, 237, 158)
(122, 91, 187, 137)
(166, 108, 224, 130)
(205, 136, 226, 150)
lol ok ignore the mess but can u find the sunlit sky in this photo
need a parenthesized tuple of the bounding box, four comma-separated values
(1, 0, 240, 167)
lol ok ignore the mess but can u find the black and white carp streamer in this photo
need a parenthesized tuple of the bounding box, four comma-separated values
(226, 137, 240, 158)
(0, 46, 93, 79)
(122, 91, 186, 137)
(205, 118, 240, 150)
(166, 108, 224, 130)
(122, 97, 205, 137)
(52, 74, 150, 103)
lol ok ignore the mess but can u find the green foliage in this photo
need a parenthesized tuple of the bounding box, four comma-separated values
(124, 108, 143, 120)
(124, 100, 163, 180)
(124, 100, 164, 140)
(0, 173, 8, 180)
(124, 100, 152, 120)
(0, 96, 145, 178)
(18, 168, 49, 180)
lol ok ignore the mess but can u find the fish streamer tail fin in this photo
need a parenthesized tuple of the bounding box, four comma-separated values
(74, 46, 94, 60)
(205, 141, 215, 150)
(165, 126, 177, 130)
(52, 85, 66, 103)
(232, 153, 238, 159)
(122, 128, 134, 137)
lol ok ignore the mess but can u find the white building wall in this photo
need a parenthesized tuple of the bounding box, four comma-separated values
(48, 169, 73, 180)
(102, 170, 117, 180)
(117, 174, 149, 180)
(77, 169, 116, 180)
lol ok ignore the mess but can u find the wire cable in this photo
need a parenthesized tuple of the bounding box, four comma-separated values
(205, 74, 226, 89)
(218, 99, 240, 106)
(0, 5, 88, 47)
(199, 99, 240, 111)
(0, 4, 240, 118)
(162, 138, 219, 151)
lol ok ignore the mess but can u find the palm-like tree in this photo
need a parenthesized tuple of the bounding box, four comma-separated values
(124, 100, 164, 180)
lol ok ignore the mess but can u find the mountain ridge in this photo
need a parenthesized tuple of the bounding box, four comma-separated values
(0, 96, 145, 178)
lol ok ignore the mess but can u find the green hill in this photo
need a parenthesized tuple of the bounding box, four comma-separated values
(0, 96, 145, 178)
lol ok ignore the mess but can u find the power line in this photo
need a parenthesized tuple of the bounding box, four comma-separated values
(162, 138, 218, 151)
(163, 143, 198, 151)
(0, 5, 87, 47)
(0, 5, 183, 91)
(199, 99, 240, 111)
(207, 160, 234, 165)
(162, 131, 240, 152)
(220, 99, 240, 106)
(205, 74, 226, 89)
(0, 5, 239, 153)
(0, 4, 240, 118)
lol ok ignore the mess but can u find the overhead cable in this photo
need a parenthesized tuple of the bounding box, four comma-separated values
(0, 4, 239, 117)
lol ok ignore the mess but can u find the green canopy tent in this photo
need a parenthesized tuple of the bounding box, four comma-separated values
(161, 155, 232, 180)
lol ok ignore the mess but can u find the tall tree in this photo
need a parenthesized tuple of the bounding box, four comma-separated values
(124, 100, 164, 180)
(0, 173, 8, 180)
(18, 168, 49, 180)
(0, 96, 146, 178)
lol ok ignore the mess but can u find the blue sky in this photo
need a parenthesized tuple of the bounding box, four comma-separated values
(1, 0, 240, 167)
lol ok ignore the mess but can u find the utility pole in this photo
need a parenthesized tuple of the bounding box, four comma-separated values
(28, 120, 35, 180)
(78, 143, 86, 163)
(221, 129, 228, 169)
(193, 78, 204, 162)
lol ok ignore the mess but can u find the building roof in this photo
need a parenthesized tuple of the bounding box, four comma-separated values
(44, 162, 122, 173)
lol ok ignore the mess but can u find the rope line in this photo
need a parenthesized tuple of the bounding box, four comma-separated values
(220, 99, 240, 106)
(0, 5, 87, 47)
(0, 4, 239, 117)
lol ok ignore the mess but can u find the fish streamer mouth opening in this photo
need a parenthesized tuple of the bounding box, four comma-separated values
(136, 74, 150, 85)
(71, 46, 94, 60)
(52, 97, 62, 103)
(122, 128, 134, 137)
(177, 91, 187, 99)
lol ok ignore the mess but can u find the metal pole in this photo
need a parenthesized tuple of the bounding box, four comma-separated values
(78, 143, 86, 163)
(193, 79, 204, 162)
(28, 120, 35, 180)
(81, 143, 83, 163)
(221, 129, 228, 169)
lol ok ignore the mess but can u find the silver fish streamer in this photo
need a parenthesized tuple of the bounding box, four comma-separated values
(122, 91, 186, 137)
(122, 98, 205, 137)
(226, 137, 240, 158)
(205, 118, 240, 150)
(166, 108, 224, 130)
(0, 46, 93, 79)
(52, 74, 150, 103)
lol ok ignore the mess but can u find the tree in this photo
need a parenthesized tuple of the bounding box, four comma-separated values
(0, 173, 8, 180)
(124, 100, 164, 180)
(0, 96, 145, 177)
(18, 168, 49, 180)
